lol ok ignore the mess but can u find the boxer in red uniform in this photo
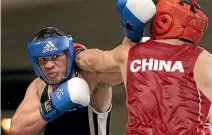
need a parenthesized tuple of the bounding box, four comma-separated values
(75, 0, 212, 134)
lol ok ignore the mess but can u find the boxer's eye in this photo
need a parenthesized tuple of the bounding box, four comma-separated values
(37, 57, 48, 66)
(38, 57, 45, 62)
(55, 55, 61, 58)
(52, 54, 62, 60)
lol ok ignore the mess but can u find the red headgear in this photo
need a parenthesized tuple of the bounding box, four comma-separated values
(150, 0, 208, 44)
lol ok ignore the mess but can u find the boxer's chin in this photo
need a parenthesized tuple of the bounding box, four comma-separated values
(46, 73, 65, 84)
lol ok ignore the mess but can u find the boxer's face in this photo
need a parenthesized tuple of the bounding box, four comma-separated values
(38, 51, 68, 84)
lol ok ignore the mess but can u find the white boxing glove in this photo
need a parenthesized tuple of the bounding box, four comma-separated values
(117, 0, 156, 42)
(125, 0, 156, 23)
(40, 77, 90, 122)
(68, 77, 90, 106)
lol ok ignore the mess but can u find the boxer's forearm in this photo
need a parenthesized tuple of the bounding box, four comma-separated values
(75, 49, 98, 72)
(90, 86, 112, 113)
(122, 36, 137, 46)
(76, 49, 119, 72)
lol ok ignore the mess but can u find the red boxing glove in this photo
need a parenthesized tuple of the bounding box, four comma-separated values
(73, 42, 86, 58)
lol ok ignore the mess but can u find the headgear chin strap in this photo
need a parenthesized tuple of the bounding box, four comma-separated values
(27, 27, 75, 85)
(150, 0, 208, 44)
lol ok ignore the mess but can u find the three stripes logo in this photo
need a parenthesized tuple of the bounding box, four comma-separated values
(42, 41, 58, 53)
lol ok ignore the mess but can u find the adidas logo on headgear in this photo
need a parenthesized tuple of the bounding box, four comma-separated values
(42, 41, 58, 53)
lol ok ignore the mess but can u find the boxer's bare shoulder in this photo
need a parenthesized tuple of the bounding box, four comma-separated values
(194, 50, 212, 102)
(23, 77, 46, 99)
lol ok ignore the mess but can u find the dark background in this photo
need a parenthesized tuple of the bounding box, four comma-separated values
(2, 0, 212, 134)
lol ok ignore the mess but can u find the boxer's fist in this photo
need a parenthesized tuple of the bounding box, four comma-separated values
(40, 77, 90, 122)
(117, 0, 156, 42)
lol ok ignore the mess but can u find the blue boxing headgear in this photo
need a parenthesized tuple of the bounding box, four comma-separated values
(27, 27, 75, 85)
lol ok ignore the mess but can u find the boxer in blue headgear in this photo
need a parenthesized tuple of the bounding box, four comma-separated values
(10, 27, 123, 135)
(25, 27, 90, 122)
(27, 27, 75, 85)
